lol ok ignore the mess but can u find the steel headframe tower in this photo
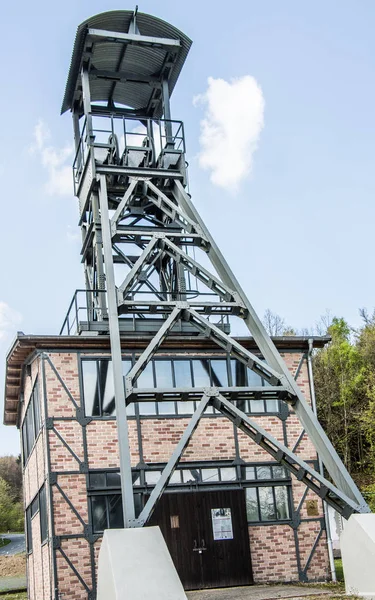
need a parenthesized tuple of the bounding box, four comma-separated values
(62, 9, 369, 527)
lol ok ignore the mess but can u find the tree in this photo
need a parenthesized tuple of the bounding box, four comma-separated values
(262, 309, 294, 336)
(313, 317, 367, 472)
(0, 456, 22, 502)
(0, 477, 23, 533)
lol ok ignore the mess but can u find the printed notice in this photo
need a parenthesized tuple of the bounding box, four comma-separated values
(211, 508, 233, 540)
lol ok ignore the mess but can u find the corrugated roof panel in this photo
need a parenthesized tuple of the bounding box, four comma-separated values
(61, 10, 192, 116)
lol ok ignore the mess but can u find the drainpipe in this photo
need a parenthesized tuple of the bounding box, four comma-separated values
(308, 338, 337, 582)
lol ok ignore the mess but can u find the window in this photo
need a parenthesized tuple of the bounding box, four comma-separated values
(39, 486, 48, 543)
(82, 357, 280, 419)
(22, 379, 41, 464)
(26, 507, 32, 553)
(244, 464, 290, 524)
(26, 486, 48, 548)
(91, 495, 124, 533)
(89, 463, 291, 532)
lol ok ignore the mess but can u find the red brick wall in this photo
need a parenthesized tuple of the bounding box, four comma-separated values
(21, 347, 330, 599)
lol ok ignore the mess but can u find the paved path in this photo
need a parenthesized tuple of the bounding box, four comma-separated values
(0, 575, 27, 592)
(187, 584, 335, 600)
(0, 534, 25, 556)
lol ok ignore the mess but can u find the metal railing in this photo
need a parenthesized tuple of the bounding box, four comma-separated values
(73, 114, 185, 191)
(60, 289, 230, 336)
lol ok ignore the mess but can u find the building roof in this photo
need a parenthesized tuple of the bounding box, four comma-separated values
(61, 10, 192, 116)
(3, 333, 330, 427)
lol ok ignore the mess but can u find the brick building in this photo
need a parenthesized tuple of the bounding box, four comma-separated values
(4, 333, 332, 599)
(3, 9, 367, 600)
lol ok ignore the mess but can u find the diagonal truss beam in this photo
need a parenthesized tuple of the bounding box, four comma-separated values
(110, 177, 139, 229)
(185, 307, 289, 389)
(162, 237, 237, 301)
(125, 305, 182, 395)
(133, 387, 366, 526)
(173, 180, 367, 508)
(213, 392, 366, 517)
(136, 393, 211, 526)
(118, 235, 159, 295)
(146, 180, 202, 235)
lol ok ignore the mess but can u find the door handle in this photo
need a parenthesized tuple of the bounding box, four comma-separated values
(193, 539, 207, 553)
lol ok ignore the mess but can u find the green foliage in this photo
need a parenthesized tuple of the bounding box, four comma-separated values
(313, 313, 375, 481)
(0, 456, 23, 503)
(0, 477, 24, 533)
(0, 537, 11, 548)
(334, 558, 344, 582)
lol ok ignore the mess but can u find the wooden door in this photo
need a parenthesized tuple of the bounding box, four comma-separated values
(148, 489, 253, 590)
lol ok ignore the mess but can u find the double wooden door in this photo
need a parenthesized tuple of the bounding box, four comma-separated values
(148, 489, 253, 590)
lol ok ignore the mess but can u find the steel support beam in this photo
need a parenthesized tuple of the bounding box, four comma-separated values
(135, 393, 211, 525)
(173, 180, 367, 508)
(98, 174, 136, 526)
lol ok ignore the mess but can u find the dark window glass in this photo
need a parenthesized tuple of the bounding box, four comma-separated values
(106, 472, 121, 488)
(192, 359, 210, 387)
(230, 360, 247, 386)
(22, 423, 28, 464)
(92, 496, 107, 533)
(89, 473, 106, 488)
(39, 486, 48, 542)
(26, 508, 32, 553)
(31, 496, 39, 518)
(272, 466, 287, 479)
(174, 360, 192, 387)
(210, 359, 228, 387)
(108, 495, 124, 528)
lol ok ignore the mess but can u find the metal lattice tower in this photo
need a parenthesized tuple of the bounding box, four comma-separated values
(61, 9, 369, 527)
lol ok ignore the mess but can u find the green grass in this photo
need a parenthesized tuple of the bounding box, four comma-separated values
(0, 539, 11, 549)
(335, 558, 344, 582)
(0, 594, 27, 599)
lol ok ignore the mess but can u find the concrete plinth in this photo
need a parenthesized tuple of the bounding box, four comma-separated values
(341, 514, 375, 599)
(97, 526, 187, 600)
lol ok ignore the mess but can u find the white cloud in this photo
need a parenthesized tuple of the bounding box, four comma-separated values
(30, 120, 74, 197)
(0, 302, 22, 342)
(193, 76, 265, 192)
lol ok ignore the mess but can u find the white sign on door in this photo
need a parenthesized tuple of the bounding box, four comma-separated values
(211, 508, 233, 541)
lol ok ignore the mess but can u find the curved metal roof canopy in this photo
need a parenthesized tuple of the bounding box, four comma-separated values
(61, 10, 192, 117)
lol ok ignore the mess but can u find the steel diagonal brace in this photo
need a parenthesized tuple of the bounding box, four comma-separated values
(214, 393, 366, 518)
(118, 235, 160, 296)
(135, 393, 212, 526)
(125, 305, 183, 397)
(163, 237, 238, 302)
(110, 177, 138, 233)
(184, 307, 290, 392)
(173, 180, 368, 509)
(146, 180, 203, 236)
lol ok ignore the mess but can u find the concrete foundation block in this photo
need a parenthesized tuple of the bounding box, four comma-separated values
(97, 526, 187, 600)
(341, 514, 375, 599)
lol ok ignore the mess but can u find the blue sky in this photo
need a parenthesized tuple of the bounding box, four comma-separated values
(1, 0, 375, 455)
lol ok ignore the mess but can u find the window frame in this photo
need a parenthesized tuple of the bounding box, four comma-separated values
(81, 355, 281, 420)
